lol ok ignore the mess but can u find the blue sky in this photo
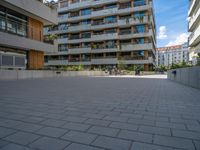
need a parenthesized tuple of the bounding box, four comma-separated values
(154, 0, 189, 47)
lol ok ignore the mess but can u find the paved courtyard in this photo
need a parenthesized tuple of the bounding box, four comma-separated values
(0, 76, 200, 150)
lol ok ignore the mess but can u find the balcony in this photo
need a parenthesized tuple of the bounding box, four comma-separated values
(68, 47, 91, 54)
(92, 7, 118, 18)
(45, 60, 68, 66)
(119, 30, 153, 39)
(120, 43, 153, 52)
(68, 58, 91, 65)
(57, 38, 68, 44)
(189, 24, 200, 46)
(0, 17, 55, 52)
(91, 57, 118, 65)
(188, 7, 200, 31)
(58, 0, 118, 12)
(121, 56, 154, 64)
(59, 0, 92, 12)
(91, 33, 118, 41)
(67, 24, 91, 32)
(2, 0, 57, 25)
(118, 16, 148, 27)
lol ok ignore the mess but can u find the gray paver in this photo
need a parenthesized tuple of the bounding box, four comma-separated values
(64, 143, 104, 150)
(85, 118, 111, 126)
(0, 76, 200, 150)
(40, 119, 66, 127)
(0, 140, 9, 148)
(0, 127, 16, 138)
(172, 129, 200, 140)
(1, 143, 33, 150)
(154, 135, 195, 150)
(61, 130, 97, 144)
(139, 125, 171, 136)
(30, 137, 70, 150)
(4, 131, 40, 145)
(36, 126, 68, 138)
(92, 136, 131, 150)
(118, 130, 153, 143)
(62, 122, 90, 131)
(88, 126, 119, 137)
(109, 122, 138, 131)
(131, 142, 173, 150)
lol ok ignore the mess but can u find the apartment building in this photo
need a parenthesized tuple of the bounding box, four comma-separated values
(45, 0, 156, 71)
(188, 0, 200, 65)
(156, 43, 189, 67)
(0, 0, 57, 69)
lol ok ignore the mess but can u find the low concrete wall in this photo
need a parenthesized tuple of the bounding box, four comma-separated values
(168, 66, 200, 89)
(0, 70, 107, 80)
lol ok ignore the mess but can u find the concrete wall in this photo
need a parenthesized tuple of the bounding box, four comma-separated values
(168, 66, 200, 89)
(0, 70, 107, 80)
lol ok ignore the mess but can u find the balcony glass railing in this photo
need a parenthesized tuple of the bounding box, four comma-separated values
(0, 16, 52, 44)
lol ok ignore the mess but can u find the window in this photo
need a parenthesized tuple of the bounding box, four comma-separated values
(134, 0, 146, 7)
(105, 16, 117, 23)
(58, 44, 68, 52)
(135, 25, 145, 33)
(81, 9, 91, 16)
(134, 11, 145, 17)
(81, 20, 91, 25)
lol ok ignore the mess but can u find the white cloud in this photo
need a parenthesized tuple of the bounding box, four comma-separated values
(157, 26, 168, 39)
(166, 33, 188, 46)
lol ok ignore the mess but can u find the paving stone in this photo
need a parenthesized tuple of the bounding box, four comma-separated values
(92, 136, 131, 150)
(0, 143, 33, 150)
(0, 127, 16, 138)
(64, 143, 104, 150)
(15, 122, 43, 132)
(22, 116, 46, 123)
(4, 131, 40, 145)
(172, 129, 200, 140)
(118, 130, 153, 143)
(156, 121, 186, 130)
(36, 126, 68, 138)
(88, 126, 119, 137)
(62, 122, 90, 131)
(62, 116, 88, 123)
(30, 137, 70, 150)
(194, 140, 200, 150)
(187, 125, 200, 132)
(154, 135, 195, 150)
(128, 118, 155, 126)
(61, 131, 97, 144)
(40, 119, 66, 127)
(103, 116, 128, 122)
(109, 122, 138, 131)
(131, 142, 173, 150)
(139, 125, 171, 136)
(85, 119, 111, 126)
(82, 113, 105, 119)
(0, 140, 9, 148)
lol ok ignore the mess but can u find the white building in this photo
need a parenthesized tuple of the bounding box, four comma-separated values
(44, 0, 156, 71)
(188, 0, 200, 65)
(156, 43, 189, 67)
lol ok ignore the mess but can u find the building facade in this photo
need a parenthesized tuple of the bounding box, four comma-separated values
(156, 43, 189, 67)
(44, 0, 156, 71)
(188, 0, 200, 65)
(0, 0, 57, 69)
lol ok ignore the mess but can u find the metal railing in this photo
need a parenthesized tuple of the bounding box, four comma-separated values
(0, 16, 53, 44)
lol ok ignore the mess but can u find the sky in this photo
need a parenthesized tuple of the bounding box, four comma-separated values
(48, 0, 189, 48)
(154, 0, 189, 47)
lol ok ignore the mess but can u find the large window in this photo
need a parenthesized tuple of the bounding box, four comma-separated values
(0, 5, 27, 37)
